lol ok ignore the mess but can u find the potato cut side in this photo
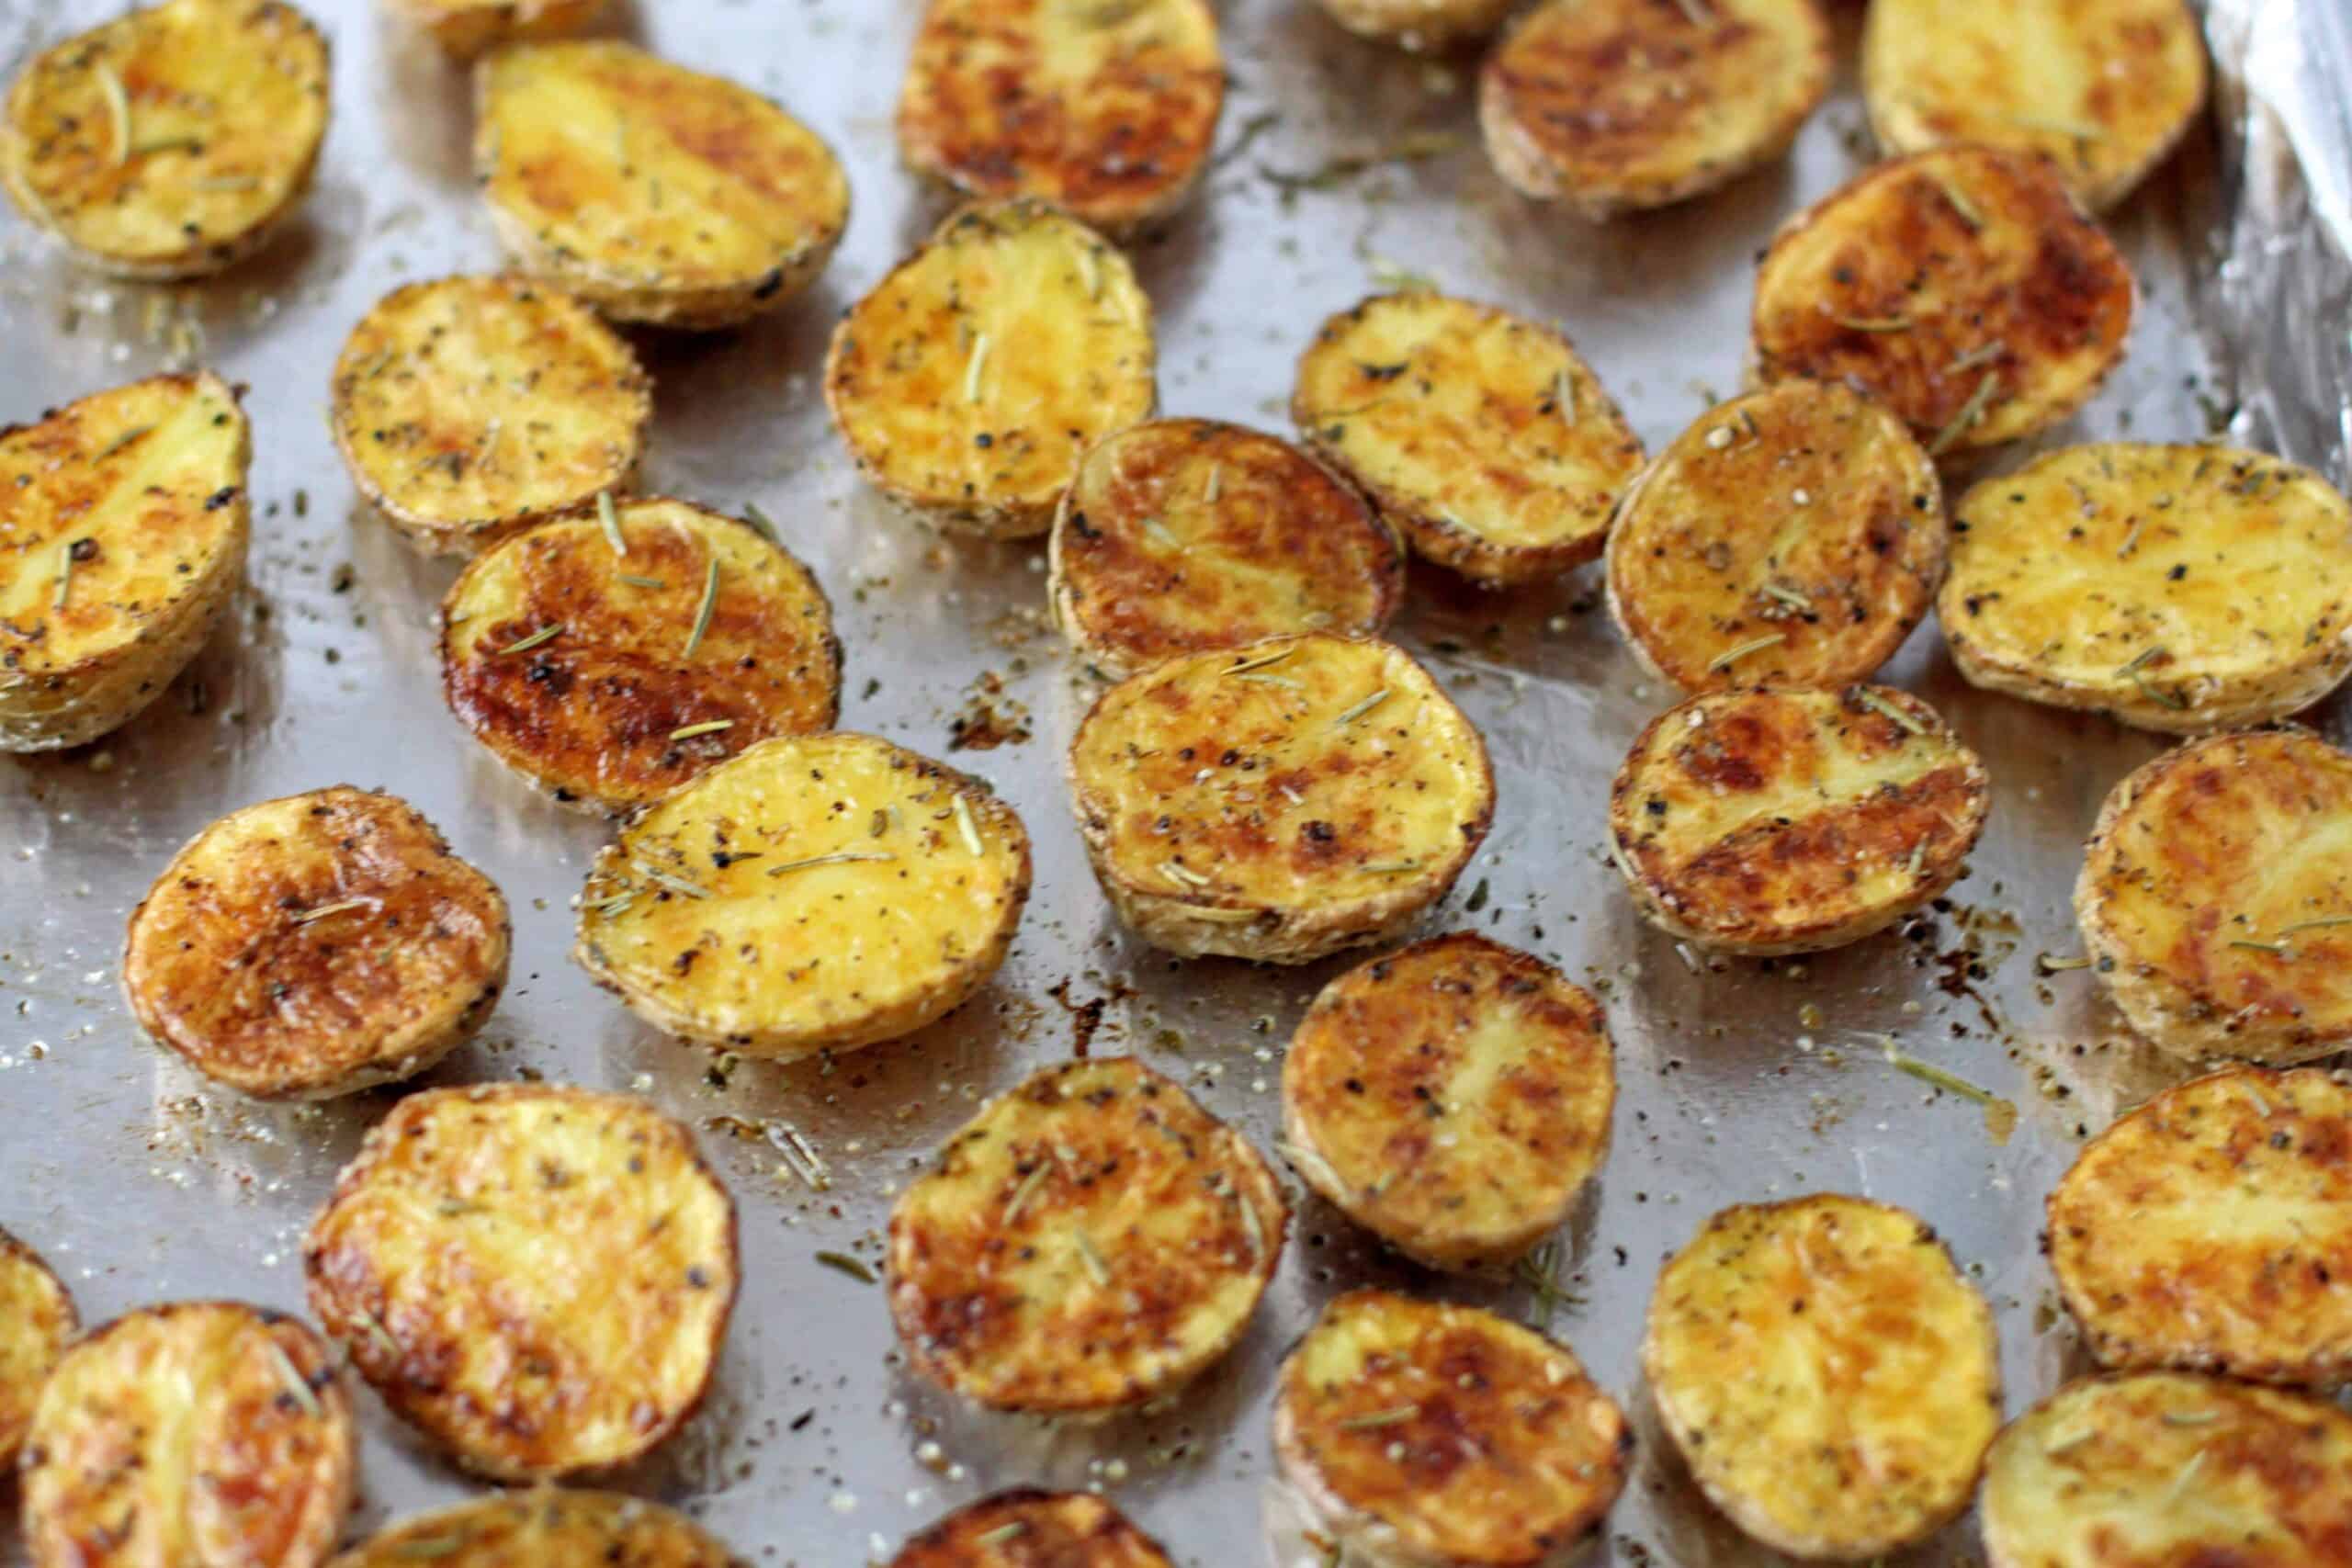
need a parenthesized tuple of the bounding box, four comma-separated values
(123, 786, 511, 1100)
(1293, 291, 1644, 588)
(1282, 932, 1614, 1270)
(329, 1491, 731, 1568)
(1276, 1290, 1629, 1568)
(389, 0, 602, 62)
(1048, 418, 1405, 677)
(329, 276, 651, 557)
(1981, 1372, 2352, 1568)
(441, 499, 841, 816)
(1863, 0, 2208, 212)
(1645, 1195, 2000, 1560)
(1605, 380, 1946, 693)
(1479, 0, 1831, 217)
(899, 0, 1223, 233)
(1, 0, 329, 278)
(1608, 684, 1989, 954)
(2076, 728, 2352, 1065)
(1753, 147, 2132, 452)
(1940, 446, 2352, 733)
(1314, 0, 1515, 49)
(826, 200, 1156, 537)
(0, 1229, 74, 1468)
(21, 1302, 353, 1568)
(304, 1084, 737, 1481)
(575, 732, 1032, 1057)
(0, 371, 250, 751)
(2050, 1066, 2352, 1387)
(476, 41, 849, 329)
(889, 1491, 1175, 1568)
(1068, 634, 1495, 964)
(888, 1057, 1286, 1414)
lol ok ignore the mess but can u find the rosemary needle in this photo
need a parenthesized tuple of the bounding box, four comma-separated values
(766, 850, 895, 875)
(597, 491, 626, 557)
(1001, 1162, 1052, 1224)
(265, 1341, 322, 1418)
(972, 1523, 1028, 1548)
(1072, 1230, 1112, 1285)
(1929, 372, 2002, 456)
(668, 719, 734, 740)
(1852, 687, 1925, 735)
(683, 555, 719, 659)
(1339, 1404, 1419, 1430)
(616, 574, 666, 589)
(1224, 645, 1297, 676)
(964, 333, 991, 403)
(498, 624, 562, 656)
(813, 1250, 876, 1285)
(294, 897, 369, 926)
(1705, 633, 1784, 674)
(952, 794, 984, 856)
(51, 541, 75, 611)
(1329, 688, 1391, 728)
(96, 62, 130, 165)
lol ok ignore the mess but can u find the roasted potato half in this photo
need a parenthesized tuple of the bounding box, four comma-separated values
(1980, 1372, 2352, 1568)
(1862, 0, 2208, 212)
(441, 498, 841, 816)
(389, 0, 602, 62)
(475, 41, 850, 329)
(0, 372, 250, 752)
(887, 1057, 1286, 1415)
(304, 1084, 738, 1481)
(1608, 684, 1990, 954)
(2076, 728, 2352, 1065)
(328, 1490, 732, 1568)
(1645, 1195, 2001, 1560)
(1281, 932, 1614, 1271)
(1605, 380, 1947, 693)
(899, 0, 1223, 233)
(889, 1491, 1174, 1568)
(1, 0, 329, 278)
(1480, 0, 1832, 217)
(1753, 147, 2133, 453)
(1293, 291, 1644, 589)
(21, 1302, 353, 1568)
(1939, 446, 2352, 733)
(1067, 634, 1496, 964)
(122, 786, 510, 1100)
(826, 200, 1157, 536)
(1314, 0, 1516, 51)
(575, 732, 1032, 1058)
(2049, 1066, 2352, 1386)
(0, 1228, 74, 1467)
(1047, 419, 1405, 677)
(1275, 1290, 1630, 1568)
(329, 276, 651, 558)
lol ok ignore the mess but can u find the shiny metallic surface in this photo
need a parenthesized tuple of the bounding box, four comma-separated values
(0, 3, 2344, 1565)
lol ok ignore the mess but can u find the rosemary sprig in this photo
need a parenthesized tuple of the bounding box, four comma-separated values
(1759, 583, 1811, 612)
(616, 574, 666, 589)
(742, 501, 779, 543)
(1340, 1404, 1419, 1430)
(683, 554, 719, 658)
(1224, 645, 1297, 676)
(1948, 341, 2006, 374)
(497, 624, 562, 656)
(1929, 372, 2002, 456)
(1883, 1043, 1996, 1106)
(1705, 633, 1784, 674)
(1852, 687, 1925, 735)
(1234, 672, 1303, 691)
(2278, 915, 2352, 937)
(597, 491, 626, 557)
(1329, 688, 1391, 729)
(631, 860, 710, 899)
(766, 850, 896, 875)
(1001, 1162, 1052, 1225)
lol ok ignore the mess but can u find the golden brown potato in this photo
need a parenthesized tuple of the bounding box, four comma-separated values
(0, 0, 330, 278)
(21, 1302, 353, 1568)
(1479, 0, 1832, 217)
(326, 1490, 732, 1568)
(1293, 291, 1644, 589)
(304, 1084, 737, 1481)
(475, 41, 849, 329)
(1275, 1290, 1630, 1568)
(1605, 380, 1947, 693)
(1752, 147, 2134, 453)
(0, 371, 250, 751)
(1314, 0, 1516, 51)
(1280, 932, 1614, 1270)
(888, 1492, 1174, 1568)
(0, 1228, 74, 1468)
(387, 0, 602, 62)
(898, 0, 1223, 233)
(122, 786, 510, 1100)
(1047, 419, 1405, 677)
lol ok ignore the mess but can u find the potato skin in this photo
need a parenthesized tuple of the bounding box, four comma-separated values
(20, 1302, 355, 1568)
(122, 786, 511, 1100)
(326, 1490, 733, 1568)
(388, 0, 602, 62)
(0, 1228, 74, 1468)
(889, 1491, 1175, 1568)
(303, 1084, 738, 1481)
(1314, 0, 1516, 50)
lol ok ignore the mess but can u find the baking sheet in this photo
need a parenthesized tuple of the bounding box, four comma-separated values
(0, 2, 2341, 1565)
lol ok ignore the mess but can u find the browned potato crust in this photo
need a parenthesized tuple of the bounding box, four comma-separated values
(0, 1227, 74, 1467)
(328, 1491, 733, 1568)
(388, 0, 602, 62)
(888, 1491, 1176, 1568)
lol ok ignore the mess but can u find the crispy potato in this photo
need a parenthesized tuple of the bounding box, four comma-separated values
(329, 276, 651, 558)
(0, 1228, 74, 1467)
(1275, 1290, 1630, 1568)
(2075, 728, 2352, 1065)
(122, 786, 510, 1100)
(898, 0, 1223, 233)
(1939, 446, 2352, 733)
(304, 1084, 738, 1481)
(889, 1491, 1174, 1568)
(575, 732, 1032, 1058)
(1047, 419, 1405, 677)
(475, 41, 850, 329)
(887, 1057, 1286, 1414)
(1313, 0, 1515, 50)
(1293, 291, 1644, 589)
(1980, 1372, 2352, 1568)
(1067, 634, 1495, 964)
(441, 499, 841, 817)
(2049, 1066, 2352, 1387)
(388, 0, 602, 62)
(0, 0, 329, 278)
(1862, 0, 2208, 212)
(328, 1490, 732, 1568)
(826, 200, 1157, 537)
(1480, 0, 1832, 217)
(1608, 684, 1989, 954)
(1280, 932, 1614, 1270)
(0, 372, 250, 752)
(1605, 380, 1947, 694)
(20, 1302, 353, 1568)
(1645, 1195, 2001, 1560)
(1752, 147, 2133, 453)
